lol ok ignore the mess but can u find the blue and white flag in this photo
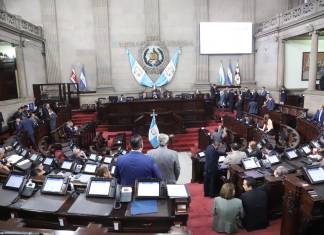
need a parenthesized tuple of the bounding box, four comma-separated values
(219, 63, 225, 85)
(127, 49, 154, 88)
(79, 65, 87, 91)
(149, 112, 159, 148)
(154, 48, 180, 87)
(226, 63, 233, 86)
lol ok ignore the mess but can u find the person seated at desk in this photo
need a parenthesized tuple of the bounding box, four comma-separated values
(263, 143, 277, 157)
(64, 121, 77, 138)
(308, 148, 323, 161)
(31, 161, 46, 177)
(243, 116, 254, 126)
(72, 147, 87, 162)
(212, 183, 244, 234)
(0, 147, 10, 174)
(223, 143, 247, 166)
(311, 105, 324, 125)
(241, 177, 269, 231)
(95, 166, 112, 178)
(273, 166, 288, 178)
(263, 95, 275, 111)
(115, 134, 161, 186)
(246, 141, 262, 160)
(260, 114, 274, 135)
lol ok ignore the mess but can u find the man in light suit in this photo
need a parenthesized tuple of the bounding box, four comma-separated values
(147, 133, 180, 184)
(312, 105, 324, 125)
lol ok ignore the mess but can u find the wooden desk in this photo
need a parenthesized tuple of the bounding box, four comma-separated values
(296, 118, 320, 144)
(281, 174, 324, 235)
(97, 99, 208, 134)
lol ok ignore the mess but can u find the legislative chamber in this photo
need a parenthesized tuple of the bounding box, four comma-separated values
(1, 0, 324, 235)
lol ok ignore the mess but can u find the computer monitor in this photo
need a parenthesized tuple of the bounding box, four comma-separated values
(2, 172, 26, 191)
(43, 157, 54, 166)
(30, 154, 39, 162)
(286, 149, 298, 160)
(265, 155, 280, 165)
(89, 154, 97, 162)
(86, 178, 116, 198)
(302, 145, 312, 155)
(310, 140, 321, 149)
(242, 157, 261, 170)
(41, 175, 69, 195)
(83, 163, 98, 174)
(21, 149, 28, 158)
(103, 156, 113, 164)
(61, 160, 74, 171)
(135, 179, 161, 199)
(303, 166, 324, 184)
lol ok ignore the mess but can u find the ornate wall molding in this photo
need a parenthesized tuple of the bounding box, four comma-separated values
(0, 9, 43, 40)
(256, 0, 324, 36)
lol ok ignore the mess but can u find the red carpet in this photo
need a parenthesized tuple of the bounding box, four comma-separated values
(187, 183, 281, 235)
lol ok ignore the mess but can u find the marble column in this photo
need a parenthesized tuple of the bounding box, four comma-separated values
(194, 0, 209, 89)
(307, 31, 318, 91)
(277, 39, 285, 89)
(92, 0, 113, 91)
(15, 44, 28, 98)
(144, 0, 160, 41)
(40, 0, 62, 83)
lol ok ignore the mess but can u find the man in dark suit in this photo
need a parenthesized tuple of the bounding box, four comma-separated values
(235, 95, 243, 119)
(16, 117, 37, 148)
(228, 89, 236, 112)
(263, 95, 275, 111)
(115, 134, 161, 186)
(204, 139, 224, 197)
(241, 177, 269, 231)
(311, 105, 324, 125)
(248, 100, 258, 115)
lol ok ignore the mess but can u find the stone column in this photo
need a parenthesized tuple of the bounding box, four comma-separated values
(277, 39, 285, 89)
(40, 0, 62, 83)
(194, 0, 209, 89)
(144, 0, 160, 41)
(307, 30, 318, 91)
(15, 44, 28, 98)
(92, 0, 113, 91)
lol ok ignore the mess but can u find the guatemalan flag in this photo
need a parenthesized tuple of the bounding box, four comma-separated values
(226, 63, 233, 85)
(70, 68, 78, 89)
(148, 112, 159, 148)
(79, 65, 87, 91)
(154, 48, 180, 87)
(127, 49, 154, 88)
(219, 63, 225, 85)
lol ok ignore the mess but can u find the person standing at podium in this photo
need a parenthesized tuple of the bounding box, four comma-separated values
(147, 133, 180, 184)
(115, 134, 161, 186)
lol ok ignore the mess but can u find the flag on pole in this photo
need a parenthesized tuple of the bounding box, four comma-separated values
(70, 68, 78, 89)
(79, 65, 87, 91)
(226, 63, 233, 85)
(154, 48, 180, 87)
(149, 111, 159, 148)
(127, 49, 154, 88)
(234, 63, 241, 85)
(219, 63, 225, 85)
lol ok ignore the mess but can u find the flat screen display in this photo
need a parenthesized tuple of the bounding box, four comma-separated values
(88, 180, 111, 196)
(5, 174, 25, 190)
(89, 154, 97, 161)
(43, 157, 54, 166)
(61, 161, 73, 170)
(311, 140, 321, 148)
(287, 150, 298, 159)
(305, 167, 324, 184)
(137, 181, 160, 197)
(266, 155, 280, 164)
(42, 177, 64, 193)
(30, 154, 38, 161)
(200, 22, 253, 54)
(84, 164, 97, 173)
(242, 158, 260, 170)
(104, 157, 112, 164)
(302, 146, 311, 155)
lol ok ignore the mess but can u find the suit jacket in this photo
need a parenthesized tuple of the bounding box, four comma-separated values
(147, 146, 180, 184)
(266, 99, 275, 111)
(312, 109, 324, 123)
(248, 101, 258, 115)
(213, 197, 244, 234)
(21, 118, 35, 135)
(223, 151, 247, 165)
(204, 144, 221, 175)
(115, 151, 161, 186)
(241, 188, 269, 231)
(247, 149, 263, 160)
